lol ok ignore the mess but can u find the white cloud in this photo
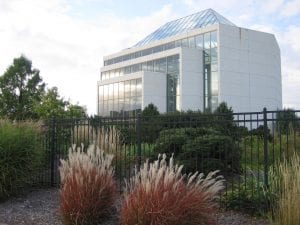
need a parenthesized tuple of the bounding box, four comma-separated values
(280, 0, 300, 17)
(283, 26, 300, 52)
(261, 0, 284, 14)
(0, 0, 173, 115)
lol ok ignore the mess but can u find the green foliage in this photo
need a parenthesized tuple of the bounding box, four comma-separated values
(0, 55, 45, 120)
(0, 120, 44, 200)
(276, 109, 299, 134)
(142, 103, 159, 116)
(34, 87, 67, 119)
(153, 127, 241, 173)
(213, 102, 236, 136)
(224, 180, 270, 216)
(66, 104, 87, 118)
(35, 87, 87, 119)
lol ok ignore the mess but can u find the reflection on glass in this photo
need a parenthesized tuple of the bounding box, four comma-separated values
(211, 96, 218, 111)
(113, 100, 118, 114)
(113, 83, 118, 99)
(195, 34, 203, 49)
(211, 48, 217, 62)
(175, 40, 181, 47)
(204, 32, 210, 49)
(159, 58, 166, 72)
(125, 81, 130, 98)
(120, 68, 124, 76)
(204, 50, 210, 64)
(181, 38, 188, 47)
(211, 81, 218, 95)
(124, 66, 131, 74)
(131, 79, 136, 97)
(104, 85, 109, 100)
(188, 37, 195, 48)
(109, 83, 114, 100)
(119, 81, 124, 98)
(142, 62, 147, 71)
(210, 31, 217, 48)
(154, 59, 160, 72)
(136, 78, 142, 96)
(147, 61, 154, 71)
(99, 86, 103, 101)
(211, 62, 218, 71)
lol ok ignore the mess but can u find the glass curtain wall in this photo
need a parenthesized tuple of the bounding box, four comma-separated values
(100, 54, 180, 114)
(98, 78, 142, 117)
(100, 30, 218, 114)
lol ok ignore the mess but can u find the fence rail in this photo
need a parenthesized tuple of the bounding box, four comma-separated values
(33, 108, 300, 209)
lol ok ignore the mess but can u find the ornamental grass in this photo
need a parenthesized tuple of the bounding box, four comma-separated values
(59, 144, 117, 225)
(272, 153, 300, 225)
(120, 154, 224, 225)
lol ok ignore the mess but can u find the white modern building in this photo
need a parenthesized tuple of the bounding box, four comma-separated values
(97, 9, 282, 117)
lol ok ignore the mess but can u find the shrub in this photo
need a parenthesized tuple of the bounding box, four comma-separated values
(223, 172, 271, 216)
(0, 120, 44, 200)
(59, 144, 117, 225)
(272, 153, 300, 225)
(153, 127, 241, 173)
(120, 154, 224, 225)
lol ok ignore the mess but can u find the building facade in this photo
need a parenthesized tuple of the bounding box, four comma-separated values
(97, 9, 282, 117)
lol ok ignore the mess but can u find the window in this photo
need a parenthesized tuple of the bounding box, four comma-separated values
(119, 81, 124, 98)
(136, 78, 142, 96)
(134, 51, 141, 58)
(204, 32, 210, 49)
(165, 41, 175, 50)
(210, 31, 217, 48)
(108, 83, 114, 100)
(211, 48, 217, 62)
(154, 59, 160, 72)
(113, 83, 118, 99)
(125, 81, 131, 98)
(153, 45, 164, 53)
(130, 79, 136, 97)
(141, 62, 147, 71)
(131, 64, 141, 73)
(99, 86, 103, 101)
(175, 40, 181, 47)
(104, 85, 109, 100)
(159, 58, 166, 72)
(141, 48, 152, 56)
(124, 66, 131, 74)
(181, 38, 188, 47)
(188, 37, 195, 48)
(147, 61, 154, 71)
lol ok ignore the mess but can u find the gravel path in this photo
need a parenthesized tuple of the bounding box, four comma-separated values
(0, 188, 268, 225)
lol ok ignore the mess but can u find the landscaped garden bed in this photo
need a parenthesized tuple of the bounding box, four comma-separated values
(0, 188, 268, 225)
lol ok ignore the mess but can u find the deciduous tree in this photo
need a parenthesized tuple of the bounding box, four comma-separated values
(0, 55, 45, 120)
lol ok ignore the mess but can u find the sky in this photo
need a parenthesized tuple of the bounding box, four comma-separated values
(0, 0, 300, 115)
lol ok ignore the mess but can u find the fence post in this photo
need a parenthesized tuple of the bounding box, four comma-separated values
(263, 107, 268, 188)
(50, 118, 56, 187)
(137, 113, 142, 171)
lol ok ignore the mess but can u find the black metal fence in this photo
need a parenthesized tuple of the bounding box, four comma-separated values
(35, 108, 300, 208)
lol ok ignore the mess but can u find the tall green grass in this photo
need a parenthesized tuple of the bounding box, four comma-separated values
(271, 153, 300, 225)
(241, 132, 300, 170)
(0, 120, 44, 200)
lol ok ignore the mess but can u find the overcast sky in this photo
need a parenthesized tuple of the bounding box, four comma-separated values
(0, 0, 300, 115)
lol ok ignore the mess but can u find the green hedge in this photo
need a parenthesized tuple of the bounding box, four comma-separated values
(0, 120, 44, 200)
(153, 127, 241, 173)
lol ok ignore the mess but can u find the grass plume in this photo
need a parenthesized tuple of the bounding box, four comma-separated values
(120, 154, 224, 225)
(59, 144, 117, 225)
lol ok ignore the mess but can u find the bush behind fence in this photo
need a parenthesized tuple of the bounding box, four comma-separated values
(3, 108, 300, 213)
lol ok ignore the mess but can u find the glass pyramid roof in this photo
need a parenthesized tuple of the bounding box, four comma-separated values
(134, 9, 236, 47)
